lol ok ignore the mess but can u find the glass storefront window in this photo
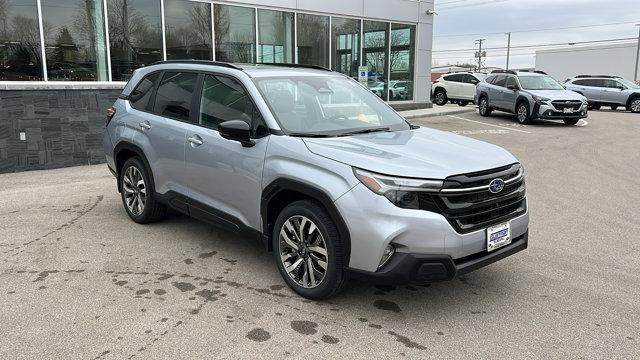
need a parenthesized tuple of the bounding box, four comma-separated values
(331, 17, 360, 79)
(390, 23, 415, 101)
(107, 0, 162, 81)
(363, 21, 389, 100)
(214, 4, 255, 63)
(0, 0, 43, 81)
(296, 13, 329, 68)
(258, 9, 294, 64)
(165, 0, 212, 61)
(41, 0, 108, 81)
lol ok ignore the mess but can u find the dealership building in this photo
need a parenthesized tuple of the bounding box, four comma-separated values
(0, 0, 434, 173)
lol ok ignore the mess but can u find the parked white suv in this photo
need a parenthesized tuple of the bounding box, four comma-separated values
(432, 72, 486, 106)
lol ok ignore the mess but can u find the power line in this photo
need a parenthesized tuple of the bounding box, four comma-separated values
(433, 37, 637, 53)
(433, 20, 640, 38)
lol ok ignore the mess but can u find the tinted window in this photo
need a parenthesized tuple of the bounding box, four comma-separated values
(0, 0, 43, 81)
(492, 75, 507, 87)
(153, 72, 198, 121)
(130, 73, 159, 111)
(505, 76, 518, 88)
(603, 79, 623, 88)
(484, 75, 496, 84)
(463, 74, 480, 84)
(108, 0, 163, 81)
(199, 75, 256, 130)
(444, 74, 463, 82)
(165, 0, 212, 60)
(214, 5, 256, 63)
(572, 79, 590, 86)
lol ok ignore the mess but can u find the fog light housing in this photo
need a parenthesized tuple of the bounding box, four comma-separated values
(378, 244, 396, 269)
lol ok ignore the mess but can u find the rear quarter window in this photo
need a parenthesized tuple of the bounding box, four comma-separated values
(129, 72, 160, 111)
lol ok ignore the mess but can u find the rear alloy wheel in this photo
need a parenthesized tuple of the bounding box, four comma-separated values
(629, 98, 640, 113)
(479, 97, 492, 117)
(434, 89, 448, 106)
(273, 200, 346, 300)
(563, 118, 580, 125)
(516, 102, 531, 125)
(120, 157, 166, 223)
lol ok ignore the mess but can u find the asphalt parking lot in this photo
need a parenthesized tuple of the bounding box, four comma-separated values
(1, 109, 638, 359)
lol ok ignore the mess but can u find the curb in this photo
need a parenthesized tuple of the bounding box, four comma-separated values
(401, 107, 476, 120)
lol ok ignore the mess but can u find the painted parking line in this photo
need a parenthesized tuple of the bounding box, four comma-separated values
(447, 115, 532, 134)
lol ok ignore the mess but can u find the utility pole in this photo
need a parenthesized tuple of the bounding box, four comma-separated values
(506, 32, 511, 70)
(634, 24, 640, 82)
(475, 38, 486, 71)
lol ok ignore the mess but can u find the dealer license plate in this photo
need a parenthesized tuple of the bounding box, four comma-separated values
(487, 222, 511, 252)
(563, 107, 573, 114)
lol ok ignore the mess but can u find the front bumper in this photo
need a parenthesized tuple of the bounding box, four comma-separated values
(348, 231, 528, 284)
(533, 102, 588, 120)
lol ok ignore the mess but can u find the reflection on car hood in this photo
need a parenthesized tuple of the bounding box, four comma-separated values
(525, 89, 586, 100)
(303, 127, 519, 179)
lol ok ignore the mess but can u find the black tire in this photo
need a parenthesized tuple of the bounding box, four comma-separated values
(478, 96, 492, 117)
(433, 89, 448, 106)
(628, 97, 640, 113)
(516, 101, 531, 125)
(273, 200, 347, 300)
(563, 118, 580, 126)
(591, 104, 601, 110)
(610, 105, 618, 111)
(457, 100, 469, 107)
(120, 157, 166, 224)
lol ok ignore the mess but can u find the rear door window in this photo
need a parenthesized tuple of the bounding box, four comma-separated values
(153, 72, 199, 121)
(129, 72, 159, 111)
(444, 74, 463, 82)
(492, 75, 507, 87)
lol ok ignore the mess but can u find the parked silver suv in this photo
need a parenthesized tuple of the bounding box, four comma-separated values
(564, 75, 640, 113)
(475, 70, 588, 125)
(104, 61, 529, 299)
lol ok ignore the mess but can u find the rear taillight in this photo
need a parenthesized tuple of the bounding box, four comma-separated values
(106, 106, 116, 126)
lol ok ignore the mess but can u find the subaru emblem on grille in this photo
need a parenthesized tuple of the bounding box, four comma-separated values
(489, 178, 505, 194)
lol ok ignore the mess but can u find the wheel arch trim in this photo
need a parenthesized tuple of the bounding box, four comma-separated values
(113, 141, 155, 194)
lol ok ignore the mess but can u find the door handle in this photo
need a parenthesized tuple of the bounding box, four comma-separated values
(139, 121, 151, 130)
(187, 135, 203, 146)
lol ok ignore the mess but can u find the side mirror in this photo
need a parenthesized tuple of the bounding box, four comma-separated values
(218, 120, 255, 147)
(618, 86, 625, 91)
(507, 84, 518, 91)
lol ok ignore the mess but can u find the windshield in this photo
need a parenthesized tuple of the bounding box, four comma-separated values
(253, 75, 410, 136)
(619, 79, 640, 89)
(518, 75, 564, 90)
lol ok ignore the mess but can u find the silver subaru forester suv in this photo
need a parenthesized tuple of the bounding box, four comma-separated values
(104, 61, 529, 299)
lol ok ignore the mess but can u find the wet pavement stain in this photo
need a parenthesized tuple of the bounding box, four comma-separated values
(172, 282, 196, 292)
(269, 284, 284, 291)
(153, 289, 166, 295)
(373, 299, 402, 313)
(246, 328, 271, 342)
(195, 289, 220, 302)
(290, 320, 318, 335)
(34, 270, 59, 282)
(135, 289, 150, 295)
(198, 251, 217, 259)
(387, 331, 427, 350)
(114, 280, 128, 286)
(184, 259, 194, 265)
(369, 324, 383, 329)
(321, 335, 340, 344)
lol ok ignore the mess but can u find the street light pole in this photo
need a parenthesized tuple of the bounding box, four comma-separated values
(634, 24, 640, 82)
(506, 32, 511, 70)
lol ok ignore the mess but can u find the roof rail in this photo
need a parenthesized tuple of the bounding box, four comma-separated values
(256, 62, 332, 72)
(534, 70, 547, 75)
(490, 70, 517, 75)
(575, 74, 621, 79)
(150, 60, 243, 70)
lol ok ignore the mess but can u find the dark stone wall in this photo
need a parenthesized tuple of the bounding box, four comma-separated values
(0, 89, 121, 173)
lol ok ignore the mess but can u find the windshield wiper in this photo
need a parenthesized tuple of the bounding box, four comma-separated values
(288, 132, 335, 138)
(338, 127, 391, 136)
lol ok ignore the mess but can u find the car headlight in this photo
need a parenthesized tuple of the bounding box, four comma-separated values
(353, 168, 442, 209)
(532, 95, 550, 104)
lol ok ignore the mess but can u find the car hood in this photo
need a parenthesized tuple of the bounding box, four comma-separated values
(524, 89, 586, 101)
(303, 127, 519, 179)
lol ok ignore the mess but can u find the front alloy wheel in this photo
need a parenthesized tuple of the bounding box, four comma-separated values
(279, 215, 328, 288)
(630, 98, 640, 113)
(517, 103, 531, 124)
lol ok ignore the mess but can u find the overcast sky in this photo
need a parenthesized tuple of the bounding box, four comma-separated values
(432, 0, 640, 69)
